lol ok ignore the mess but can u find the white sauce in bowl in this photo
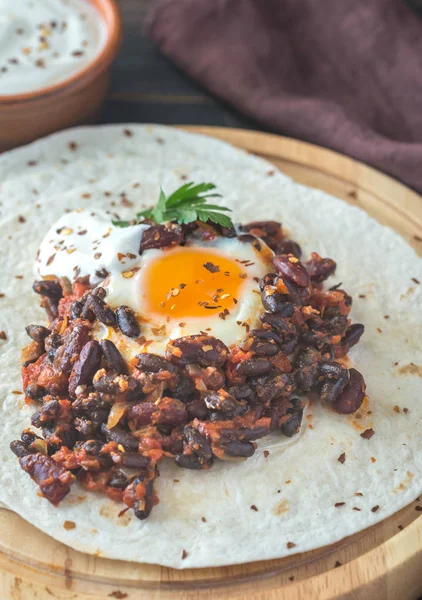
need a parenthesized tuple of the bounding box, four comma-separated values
(0, 0, 108, 96)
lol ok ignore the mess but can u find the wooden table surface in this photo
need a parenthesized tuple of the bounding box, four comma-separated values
(103, 0, 261, 129)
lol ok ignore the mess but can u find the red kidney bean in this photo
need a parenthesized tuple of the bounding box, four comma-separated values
(68, 340, 102, 396)
(275, 239, 302, 258)
(25, 324, 50, 344)
(273, 254, 310, 287)
(59, 324, 91, 375)
(139, 224, 183, 252)
(19, 452, 73, 505)
(115, 305, 140, 338)
(32, 279, 63, 300)
(305, 253, 337, 283)
(333, 368, 366, 414)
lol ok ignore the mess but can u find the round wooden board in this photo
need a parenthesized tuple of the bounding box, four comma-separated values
(1, 127, 421, 600)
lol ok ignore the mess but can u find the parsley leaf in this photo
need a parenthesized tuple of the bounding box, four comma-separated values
(112, 182, 233, 229)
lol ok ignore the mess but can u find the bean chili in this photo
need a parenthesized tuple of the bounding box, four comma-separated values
(11, 220, 366, 519)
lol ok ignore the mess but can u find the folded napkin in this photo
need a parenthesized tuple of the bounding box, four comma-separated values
(146, 0, 422, 193)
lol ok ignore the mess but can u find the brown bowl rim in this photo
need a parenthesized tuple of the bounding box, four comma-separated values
(0, 0, 121, 105)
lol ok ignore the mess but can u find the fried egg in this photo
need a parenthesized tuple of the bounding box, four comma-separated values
(37, 209, 273, 358)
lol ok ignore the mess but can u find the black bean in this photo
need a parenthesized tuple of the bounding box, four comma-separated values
(100, 424, 139, 451)
(92, 287, 106, 299)
(21, 430, 40, 445)
(204, 390, 247, 416)
(167, 335, 228, 367)
(236, 357, 273, 378)
(25, 383, 45, 401)
(87, 295, 116, 326)
(10, 440, 34, 458)
(319, 361, 348, 379)
(273, 255, 310, 287)
(134, 352, 176, 373)
(74, 417, 96, 439)
(245, 334, 279, 357)
(68, 340, 102, 396)
(100, 340, 127, 374)
(133, 475, 155, 520)
(333, 369, 366, 414)
(94, 374, 141, 400)
(25, 324, 50, 344)
(108, 469, 129, 489)
(320, 377, 348, 405)
(70, 301, 83, 320)
(82, 440, 104, 455)
(120, 452, 150, 469)
(280, 399, 304, 437)
(345, 323, 364, 345)
(139, 224, 183, 252)
(59, 324, 91, 375)
(228, 384, 257, 403)
(275, 240, 302, 258)
(260, 314, 297, 353)
(254, 373, 293, 403)
(172, 375, 196, 401)
(260, 287, 288, 314)
(115, 305, 140, 338)
(186, 399, 209, 420)
(175, 426, 213, 470)
(32, 279, 63, 300)
(220, 440, 255, 458)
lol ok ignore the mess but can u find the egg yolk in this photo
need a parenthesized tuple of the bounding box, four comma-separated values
(142, 247, 248, 319)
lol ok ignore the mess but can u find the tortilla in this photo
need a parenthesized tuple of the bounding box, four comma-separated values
(0, 125, 420, 568)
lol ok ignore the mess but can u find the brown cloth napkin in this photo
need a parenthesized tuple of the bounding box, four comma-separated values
(146, 0, 422, 193)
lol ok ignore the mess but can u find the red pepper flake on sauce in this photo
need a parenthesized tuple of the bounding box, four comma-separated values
(361, 428, 375, 440)
(203, 262, 220, 273)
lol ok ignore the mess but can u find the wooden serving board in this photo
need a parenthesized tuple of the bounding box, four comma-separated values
(1, 127, 421, 600)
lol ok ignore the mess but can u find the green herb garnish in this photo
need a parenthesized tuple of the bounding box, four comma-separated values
(112, 182, 233, 229)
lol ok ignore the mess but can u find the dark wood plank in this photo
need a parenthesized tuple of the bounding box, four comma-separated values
(102, 0, 261, 129)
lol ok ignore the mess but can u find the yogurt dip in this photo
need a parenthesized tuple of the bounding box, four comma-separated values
(0, 0, 108, 95)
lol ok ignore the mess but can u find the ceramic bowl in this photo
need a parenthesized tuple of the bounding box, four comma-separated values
(0, 0, 121, 152)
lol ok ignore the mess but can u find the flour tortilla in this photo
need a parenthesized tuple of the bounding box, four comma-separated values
(0, 125, 420, 569)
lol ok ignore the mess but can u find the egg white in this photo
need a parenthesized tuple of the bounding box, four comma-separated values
(37, 209, 273, 358)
